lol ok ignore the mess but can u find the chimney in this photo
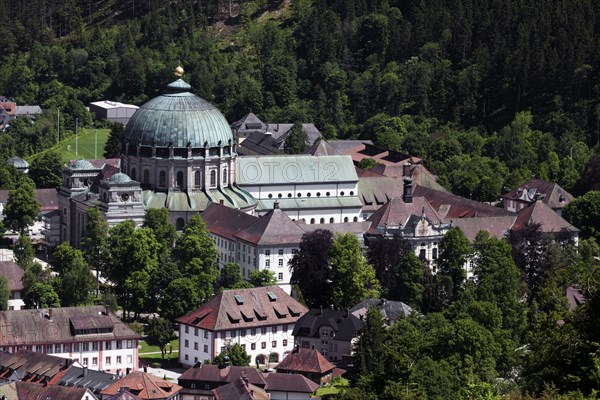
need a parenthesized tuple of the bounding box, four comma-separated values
(273, 201, 279, 210)
(403, 177, 413, 203)
(48, 308, 53, 321)
(219, 199, 224, 205)
(83, 366, 88, 377)
(143, 366, 148, 373)
(403, 162, 411, 177)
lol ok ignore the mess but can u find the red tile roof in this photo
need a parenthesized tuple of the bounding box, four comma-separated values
(13, 381, 92, 400)
(0, 306, 140, 347)
(413, 185, 515, 220)
(264, 372, 320, 393)
(0, 350, 68, 382)
(0, 261, 24, 292)
(503, 178, 573, 210)
(212, 377, 269, 400)
(176, 286, 307, 331)
(234, 208, 306, 245)
(366, 197, 443, 234)
(179, 364, 266, 387)
(450, 216, 517, 242)
(202, 203, 258, 241)
(513, 200, 578, 233)
(100, 371, 181, 399)
(276, 348, 335, 375)
(0, 189, 59, 212)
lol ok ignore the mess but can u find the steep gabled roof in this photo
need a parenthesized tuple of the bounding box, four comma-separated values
(50, 365, 117, 393)
(0, 350, 67, 382)
(0, 261, 24, 292)
(276, 349, 335, 375)
(176, 286, 307, 331)
(350, 298, 413, 323)
(503, 178, 574, 210)
(366, 197, 443, 234)
(292, 309, 361, 340)
(264, 373, 320, 393)
(413, 185, 515, 220)
(450, 216, 517, 242)
(0, 306, 140, 347)
(202, 202, 258, 241)
(0, 188, 58, 212)
(100, 371, 181, 399)
(235, 208, 306, 245)
(233, 112, 267, 131)
(179, 365, 266, 387)
(212, 377, 269, 400)
(513, 200, 578, 233)
(0, 381, 95, 400)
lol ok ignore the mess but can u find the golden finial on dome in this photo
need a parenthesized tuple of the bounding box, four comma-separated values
(174, 66, 184, 77)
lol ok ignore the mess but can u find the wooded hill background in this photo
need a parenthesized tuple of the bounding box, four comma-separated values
(1, 0, 599, 198)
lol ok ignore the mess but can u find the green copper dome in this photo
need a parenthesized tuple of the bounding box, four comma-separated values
(124, 79, 233, 149)
(109, 172, 132, 183)
(71, 159, 95, 169)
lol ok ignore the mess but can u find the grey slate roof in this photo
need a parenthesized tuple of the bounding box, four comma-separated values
(55, 366, 117, 393)
(350, 298, 414, 323)
(292, 309, 362, 342)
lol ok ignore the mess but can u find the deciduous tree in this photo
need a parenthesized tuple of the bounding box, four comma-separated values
(29, 150, 62, 188)
(145, 317, 174, 360)
(81, 207, 109, 297)
(330, 233, 381, 309)
(213, 343, 251, 366)
(290, 229, 334, 308)
(3, 176, 40, 233)
(53, 242, 95, 306)
(0, 277, 9, 310)
(438, 227, 471, 301)
(249, 269, 277, 287)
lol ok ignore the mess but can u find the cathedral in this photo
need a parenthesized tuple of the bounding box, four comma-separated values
(58, 69, 361, 244)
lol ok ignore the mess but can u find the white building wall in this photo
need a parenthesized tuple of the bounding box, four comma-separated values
(1, 339, 138, 373)
(269, 391, 312, 400)
(179, 325, 215, 365)
(179, 323, 296, 367)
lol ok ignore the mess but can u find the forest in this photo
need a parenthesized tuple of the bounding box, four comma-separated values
(1, 0, 600, 197)
(1, 1, 600, 399)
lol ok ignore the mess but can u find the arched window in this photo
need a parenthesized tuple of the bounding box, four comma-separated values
(143, 169, 149, 184)
(222, 168, 227, 185)
(175, 218, 185, 231)
(130, 168, 136, 181)
(330, 217, 334, 223)
(210, 170, 216, 187)
(159, 171, 166, 187)
(344, 217, 349, 222)
(310, 218, 315, 224)
(320, 218, 325, 224)
(176, 171, 184, 188)
(194, 171, 201, 187)
(353, 217, 358, 222)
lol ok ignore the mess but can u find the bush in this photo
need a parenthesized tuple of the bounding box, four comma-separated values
(128, 322, 144, 336)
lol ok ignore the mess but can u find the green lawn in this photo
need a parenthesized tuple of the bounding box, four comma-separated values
(139, 339, 179, 354)
(55, 128, 110, 162)
(316, 377, 349, 397)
